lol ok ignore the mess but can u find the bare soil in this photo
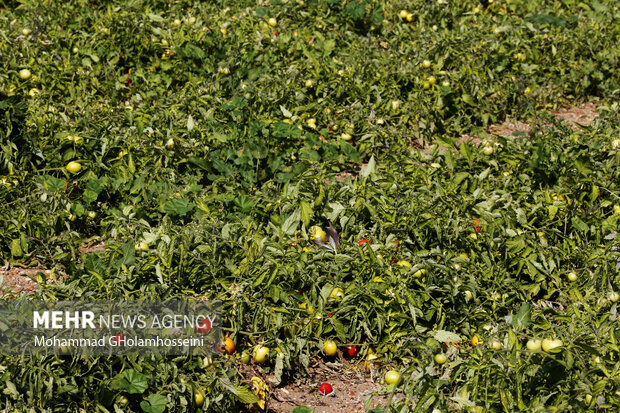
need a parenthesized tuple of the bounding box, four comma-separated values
(238, 359, 401, 413)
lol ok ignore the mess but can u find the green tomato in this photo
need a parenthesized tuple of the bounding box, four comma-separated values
(434, 353, 447, 365)
(541, 338, 563, 353)
(19, 69, 32, 80)
(116, 395, 129, 406)
(253, 345, 269, 363)
(526, 339, 541, 351)
(384, 370, 401, 385)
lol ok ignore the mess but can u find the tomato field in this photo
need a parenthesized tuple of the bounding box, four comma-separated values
(1, 0, 619, 411)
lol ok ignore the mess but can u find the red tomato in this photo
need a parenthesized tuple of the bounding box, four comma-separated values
(345, 345, 358, 358)
(318, 382, 334, 396)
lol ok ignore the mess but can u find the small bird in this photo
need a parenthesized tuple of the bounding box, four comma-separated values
(309, 225, 340, 252)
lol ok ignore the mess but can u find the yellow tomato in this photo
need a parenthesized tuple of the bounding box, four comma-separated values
(329, 287, 345, 301)
(323, 340, 337, 356)
(309, 226, 326, 242)
(66, 161, 82, 173)
(268, 17, 277, 27)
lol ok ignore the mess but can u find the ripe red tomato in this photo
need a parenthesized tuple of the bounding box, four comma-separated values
(318, 382, 334, 396)
(345, 345, 358, 358)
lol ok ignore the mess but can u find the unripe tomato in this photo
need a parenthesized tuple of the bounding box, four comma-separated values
(194, 388, 205, 406)
(490, 340, 503, 350)
(299, 302, 314, 315)
(253, 345, 269, 363)
(238, 351, 251, 364)
(541, 338, 563, 353)
(399, 10, 408, 19)
(384, 370, 401, 385)
(526, 339, 541, 351)
(268, 18, 277, 27)
(323, 340, 337, 356)
(66, 161, 82, 173)
(19, 69, 32, 80)
(434, 353, 447, 365)
(482, 146, 494, 155)
(116, 395, 129, 406)
(609, 292, 619, 303)
(421, 60, 431, 68)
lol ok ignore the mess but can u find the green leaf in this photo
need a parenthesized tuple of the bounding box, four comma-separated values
(279, 105, 292, 118)
(147, 13, 164, 22)
(325, 202, 345, 222)
(187, 114, 196, 132)
(433, 330, 461, 342)
(36, 174, 66, 192)
(293, 407, 314, 413)
(281, 209, 301, 236)
(300, 201, 313, 228)
(512, 302, 532, 330)
(140, 393, 167, 413)
(163, 198, 195, 217)
(120, 369, 148, 394)
(115, 241, 136, 268)
(273, 353, 284, 386)
(571, 217, 589, 232)
(340, 141, 361, 162)
(360, 156, 376, 178)
(235, 386, 259, 404)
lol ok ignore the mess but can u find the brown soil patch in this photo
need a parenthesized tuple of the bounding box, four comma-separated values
(0, 266, 65, 295)
(488, 102, 599, 138)
(78, 240, 107, 254)
(0, 240, 105, 295)
(239, 359, 400, 413)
